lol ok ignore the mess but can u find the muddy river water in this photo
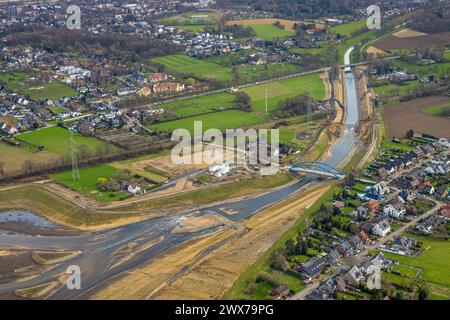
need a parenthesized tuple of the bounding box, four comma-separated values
(0, 53, 360, 298)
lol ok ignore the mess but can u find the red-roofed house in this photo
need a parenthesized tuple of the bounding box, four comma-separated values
(149, 72, 168, 83)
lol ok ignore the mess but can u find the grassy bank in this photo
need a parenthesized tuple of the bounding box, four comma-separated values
(0, 186, 140, 229)
(223, 184, 341, 299)
(111, 172, 295, 212)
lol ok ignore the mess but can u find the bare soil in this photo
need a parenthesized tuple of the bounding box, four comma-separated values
(383, 96, 450, 138)
(373, 32, 450, 51)
(393, 28, 427, 38)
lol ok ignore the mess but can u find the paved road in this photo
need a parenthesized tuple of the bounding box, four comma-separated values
(290, 196, 443, 300)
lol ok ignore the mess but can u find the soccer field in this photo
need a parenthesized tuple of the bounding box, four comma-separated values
(151, 54, 232, 81)
(16, 126, 117, 155)
(242, 73, 325, 112)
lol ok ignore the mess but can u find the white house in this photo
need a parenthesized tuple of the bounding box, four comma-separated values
(127, 184, 141, 194)
(383, 203, 406, 219)
(372, 220, 391, 237)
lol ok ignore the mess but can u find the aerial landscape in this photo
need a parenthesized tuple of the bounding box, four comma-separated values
(0, 0, 449, 309)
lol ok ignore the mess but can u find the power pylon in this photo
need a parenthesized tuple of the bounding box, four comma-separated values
(70, 130, 80, 181)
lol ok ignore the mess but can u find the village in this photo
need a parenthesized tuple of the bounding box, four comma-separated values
(264, 137, 450, 300)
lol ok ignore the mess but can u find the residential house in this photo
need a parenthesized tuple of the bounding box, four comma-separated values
(357, 230, 369, 244)
(336, 240, 354, 257)
(138, 86, 152, 97)
(299, 256, 328, 283)
(343, 266, 364, 286)
(383, 203, 406, 219)
(376, 167, 389, 179)
(127, 184, 141, 194)
(367, 199, 379, 213)
(392, 236, 417, 255)
(416, 182, 435, 195)
(326, 249, 342, 265)
(153, 82, 185, 94)
(270, 285, 291, 300)
(348, 235, 364, 252)
(149, 72, 168, 83)
(1, 123, 18, 135)
(372, 220, 391, 237)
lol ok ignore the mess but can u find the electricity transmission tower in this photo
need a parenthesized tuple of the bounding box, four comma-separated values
(70, 130, 80, 181)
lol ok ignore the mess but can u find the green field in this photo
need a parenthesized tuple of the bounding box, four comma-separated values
(224, 186, 341, 299)
(149, 109, 265, 134)
(242, 73, 325, 112)
(16, 126, 116, 155)
(0, 72, 77, 101)
(51, 164, 128, 202)
(0, 71, 29, 91)
(159, 12, 220, 25)
(250, 24, 295, 40)
(175, 24, 215, 32)
(394, 60, 450, 78)
(423, 101, 450, 117)
(151, 54, 232, 81)
(289, 46, 327, 55)
(374, 80, 420, 97)
(48, 105, 70, 115)
(383, 235, 450, 290)
(237, 63, 303, 83)
(158, 92, 237, 117)
(330, 20, 366, 36)
(23, 81, 77, 101)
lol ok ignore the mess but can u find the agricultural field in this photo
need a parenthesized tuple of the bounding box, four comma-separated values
(151, 54, 232, 81)
(383, 235, 450, 299)
(225, 18, 297, 40)
(372, 32, 450, 51)
(329, 19, 366, 36)
(0, 141, 56, 175)
(158, 92, 237, 117)
(16, 126, 117, 155)
(249, 25, 295, 40)
(149, 109, 265, 134)
(226, 18, 324, 32)
(242, 73, 325, 113)
(0, 71, 77, 101)
(382, 95, 450, 138)
(51, 164, 129, 202)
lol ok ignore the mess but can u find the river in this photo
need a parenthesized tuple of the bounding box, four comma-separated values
(0, 48, 360, 298)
